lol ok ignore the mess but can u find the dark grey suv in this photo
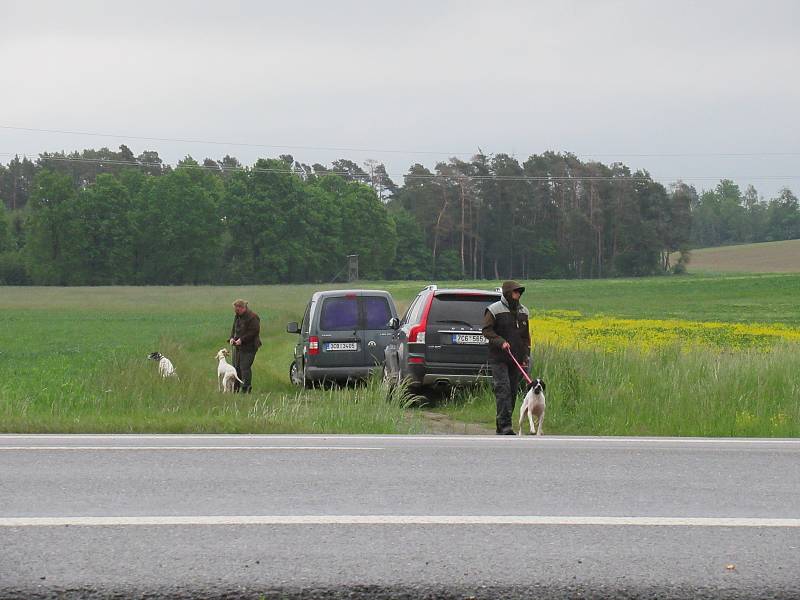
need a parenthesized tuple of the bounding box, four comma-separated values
(382, 285, 500, 392)
(287, 289, 398, 387)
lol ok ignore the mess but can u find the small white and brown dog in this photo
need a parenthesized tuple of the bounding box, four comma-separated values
(519, 378, 546, 436)
(148, 352, 177, 378)
(216, 348, 243, 393)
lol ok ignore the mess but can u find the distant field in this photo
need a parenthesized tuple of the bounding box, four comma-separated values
(679, 239, 800, 273)
(2, 274, 800, 436)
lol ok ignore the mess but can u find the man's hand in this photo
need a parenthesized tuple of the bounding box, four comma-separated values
(501, 341, 510, 351)
(234, 338, 242, 346)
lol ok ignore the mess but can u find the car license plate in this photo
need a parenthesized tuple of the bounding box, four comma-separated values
(452, 334, 487, 345)
(324, 342, 358, 351)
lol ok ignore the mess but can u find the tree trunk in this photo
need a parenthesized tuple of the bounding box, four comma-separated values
(473, 203, 479, 279)
(460, 182, 466, 278)
(432, 181, 449, 277)
(597, 227, 603, 278)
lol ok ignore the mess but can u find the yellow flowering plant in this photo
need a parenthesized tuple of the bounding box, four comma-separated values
(531, 310, 800, 353)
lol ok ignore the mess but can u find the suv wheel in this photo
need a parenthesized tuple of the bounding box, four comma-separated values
(382, 364, 401, 392)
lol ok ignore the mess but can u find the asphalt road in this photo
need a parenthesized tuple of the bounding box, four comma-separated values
(2, 434, 799, 599)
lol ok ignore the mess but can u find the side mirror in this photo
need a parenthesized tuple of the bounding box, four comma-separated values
(387, 317, 400, 330)
(286, 322, 300, 334)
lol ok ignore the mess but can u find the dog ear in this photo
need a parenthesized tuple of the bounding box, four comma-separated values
(540, 379, 546, 391)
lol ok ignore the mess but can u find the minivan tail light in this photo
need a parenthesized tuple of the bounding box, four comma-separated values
(308, 336, 320, 355)
(408, 357, 425, 364)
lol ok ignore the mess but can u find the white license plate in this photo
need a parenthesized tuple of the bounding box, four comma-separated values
(451, 334, 487, 345)
(324, 342, 359, 351)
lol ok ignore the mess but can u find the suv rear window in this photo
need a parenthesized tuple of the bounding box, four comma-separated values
(427, 294, 498, 328)
(320, 296, 359, 331)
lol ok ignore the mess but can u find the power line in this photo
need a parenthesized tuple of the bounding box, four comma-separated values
(10, 153, 800, 183)
(581, 151, 800, 158)
(3, 124, 800, 159)
(0, 125, 472, 157)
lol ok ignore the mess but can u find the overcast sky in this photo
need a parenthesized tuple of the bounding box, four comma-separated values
(2, 0, 798, 198)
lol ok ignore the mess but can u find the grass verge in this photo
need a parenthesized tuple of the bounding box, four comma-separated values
(2, 276, 800, 435)
(437, 342, 800, 437)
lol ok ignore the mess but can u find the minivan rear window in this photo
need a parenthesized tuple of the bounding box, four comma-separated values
(363, 296, 392, 329)
(427, 294, 498, 328)
(320, 296, 359, 331)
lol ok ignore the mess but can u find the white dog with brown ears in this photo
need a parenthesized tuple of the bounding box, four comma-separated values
(216, 348, 243, 392)
(519, 378, 546, 436)
(148, 352, 177, 378)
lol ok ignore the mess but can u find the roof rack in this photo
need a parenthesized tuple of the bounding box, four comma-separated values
(423, 284, 438, 292)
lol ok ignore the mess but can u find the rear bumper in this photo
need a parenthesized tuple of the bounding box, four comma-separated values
(306, 365, 379, 382)
(407, 362, 493, 388)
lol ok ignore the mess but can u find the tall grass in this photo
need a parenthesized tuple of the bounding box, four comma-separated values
(3, 353, 421, 433)
(0, 286, 421, 433)
(438, 342, 800, 437)
(2, 277, 800, 435)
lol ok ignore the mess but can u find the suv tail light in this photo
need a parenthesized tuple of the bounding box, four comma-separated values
(308, 336, 320, 355)
(408, 294, 434, 343)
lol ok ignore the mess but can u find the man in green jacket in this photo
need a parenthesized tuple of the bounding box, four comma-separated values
(229, 299, 262, 393)
(482, 280, 531, 434)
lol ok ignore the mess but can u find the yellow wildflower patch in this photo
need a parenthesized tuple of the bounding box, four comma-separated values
(530, 310, 800, 353)
(735, 410, 757, 428)
(770, 413, 789, 427)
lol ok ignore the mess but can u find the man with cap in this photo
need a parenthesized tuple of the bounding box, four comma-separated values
(228, 299, 262, 393)
(482, 280, 531, 434)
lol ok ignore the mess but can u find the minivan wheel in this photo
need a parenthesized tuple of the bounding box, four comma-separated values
(289, 361, 303, 386)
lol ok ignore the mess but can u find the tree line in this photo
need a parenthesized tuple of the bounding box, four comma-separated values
(0, 147, 798, 285)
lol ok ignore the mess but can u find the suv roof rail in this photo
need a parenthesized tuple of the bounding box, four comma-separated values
(494, 287, 502, 293)
(423, 284, 438, 292)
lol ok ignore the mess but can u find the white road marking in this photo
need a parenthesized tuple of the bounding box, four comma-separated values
(0, 446, 382, 451)
(1, 434, 799, 446)
(2, 515, 800, 528)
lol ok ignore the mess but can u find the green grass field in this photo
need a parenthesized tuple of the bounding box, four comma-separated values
(1, 273, 799, 436)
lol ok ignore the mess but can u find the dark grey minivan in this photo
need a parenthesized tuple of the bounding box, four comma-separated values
(286, 290, 399, 387)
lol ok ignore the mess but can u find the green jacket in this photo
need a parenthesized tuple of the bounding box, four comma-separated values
(230, 309, 262, 351)
(482, 279, 530, 364)
(482, 296, 530, 364)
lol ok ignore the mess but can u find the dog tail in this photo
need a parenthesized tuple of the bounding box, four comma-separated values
(235, 374, 244, 384)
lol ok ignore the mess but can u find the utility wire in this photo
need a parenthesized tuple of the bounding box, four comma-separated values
(3, 124, 800, 158)
(0, 125, 470, 156)
(12, 154, 800, 182)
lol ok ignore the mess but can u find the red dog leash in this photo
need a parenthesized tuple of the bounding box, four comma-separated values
(505, 347, 532, 385)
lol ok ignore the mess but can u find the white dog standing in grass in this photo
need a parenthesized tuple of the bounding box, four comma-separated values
(216, 348, 243, 392)
(518, 378, 546, 436)
(148, 352, 177, 378)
